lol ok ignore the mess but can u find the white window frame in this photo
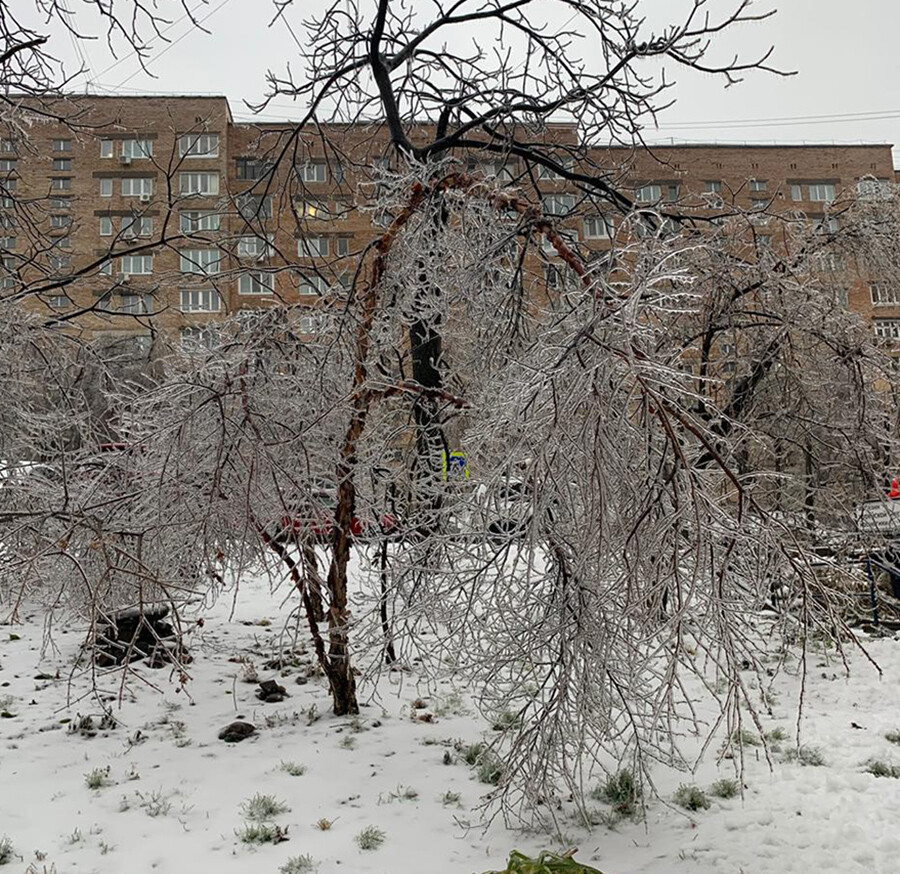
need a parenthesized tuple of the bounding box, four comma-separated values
(52, 139, 71, 152)
(299, 236, 329, 256)
(180, 326, 217, 352)
(121, 177, 154, 197)
(179, 172, 220, 196)
(857, 177, 891, 201)
(180, 211, 220, 233)
(871, 283, 900, 307)
(749, 179, 767, 192)
(298, 274, 329, 296)
(47, 294, 70, 309)
(180, 288, 221, 313)
(100, 178, 113, 197)
(178, 133, 219, 158)
(120, 216, 153, 238)
(874, 319, 900, 340)
(118, 255, 153, 276)
(299, 314, 323, 334)
(237, 235, 272, 258)
(583, 215, 610, 240)
(542, 193, 575, 217)
(0, 159, 17, 172)
(808, 183, 835, 203)
(120, 293, 150, 314)
(120, 139, 153, 159)
(51, 177, 71, 191)
(298, 161, 327, 183)
(237, 194, 274, 221)
(100, 140, 114, 158)
(635, 184, 662, 203)
(100, 216, 112, 236)
(238, 271, 275, 295)
(51, 214, 72, 228)
(790, 184, 802, 201)
(180, 249, 221, 275)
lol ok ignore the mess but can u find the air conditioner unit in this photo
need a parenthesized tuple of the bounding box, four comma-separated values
(119, 155, 132, 166)
(139, 194, 151, 203)
(120, 274, 131, 284)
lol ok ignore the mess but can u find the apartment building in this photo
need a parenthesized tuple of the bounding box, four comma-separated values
(1, 94, 896, 349)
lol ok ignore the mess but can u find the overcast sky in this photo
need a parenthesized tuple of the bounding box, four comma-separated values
(45, 0, 900, 164)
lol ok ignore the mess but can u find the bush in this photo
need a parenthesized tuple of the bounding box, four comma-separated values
(477, 753, 506, 786)
(784, 745, 826, 767)
(589, 769, 641, 818)
(885, 730, 900, 745)
(236, 822, 288, 845)
(85, 767, 112, 790)
(485, 850, 606, 873)
(461, 742, 487, 765)
(240, 793, 290, 822)
(729, 728, 761, 747)
(673, 784, 710, 811)
(0, 836, 13, 866)
(280, 854, 316, 873)
(355, 826, 385, 851)
(864, 759, 900, 778)
(709, 778, 740, 799)
(280, 761, 306, 777)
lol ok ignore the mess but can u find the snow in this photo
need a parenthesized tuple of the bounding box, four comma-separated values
(2, 571, 900, 874)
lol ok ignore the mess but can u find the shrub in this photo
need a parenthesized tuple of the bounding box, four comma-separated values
(280, 854, 316, 873)
(709, 778, 740, 799)
(864, 759, 900, 778)
(589, 769, 641, 818)
(784, 745, 826, 767)
(314, 818, 333, 831)
(441, 790, 462, 806)
(476, 752, 505, 785)
(673, 784, 711, 812)
(885, 730, 900, 745)
(241, 793, 290, 822)
(280, 761, 306, 777)
(461, 742, 487, 765)
(85, 767, 112, 790)
(729, 728, 761, 747)
(236, 822, 288, 845)
(485, 850, 607, 873)
(0, 836, 13, 866)
(355, 826, 385, 851)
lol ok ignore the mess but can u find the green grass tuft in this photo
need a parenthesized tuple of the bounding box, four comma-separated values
(673, 784, 711, 812)
(236, 822, 288, 845)
(589, 769, 641, 818)
(355, 826, 386, 851)
(280, 761, 306, 777)
(784, 745, 826, 767)
(240, 793, 290, 822)
(85, 766, 112, 790)
(280, 854, 316, 873)
(864, 759, 900, 778)
(885, 730, 900, 745)
(709, 778, 740, 799)
(0, 836, 13, 866)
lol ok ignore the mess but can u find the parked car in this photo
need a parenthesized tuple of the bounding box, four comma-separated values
(273, 482, 399, 544)
(470, 477, 534, 540)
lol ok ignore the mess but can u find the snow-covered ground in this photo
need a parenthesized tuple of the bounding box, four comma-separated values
(2, 571, 900, 874)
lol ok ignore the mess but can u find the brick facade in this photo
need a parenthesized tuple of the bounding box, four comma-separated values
(3, 95, 895, 347)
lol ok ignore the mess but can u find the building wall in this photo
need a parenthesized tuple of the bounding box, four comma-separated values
(3, 95, 896, 348)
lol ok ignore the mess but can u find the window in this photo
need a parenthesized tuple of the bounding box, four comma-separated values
(542, 229, 578, 252)
(0, 139, 14, 153)
(536, 159, 571, 180)
(0, 160, 17, 172)
(749, 179, 767, 192)
(98, 259, 112, 275)
(179, 172, 219, 196)
(299, 314, 323, 334)
(180, 326, 217, 351)
(474, 160, 514, 181)
(813, 251, 843, 273)
(180, 248, 221, 275)
(118, 255, 153, 275)
(335, 237, 350, 257)
(100, 140, 114, 158)
(812, 216, 839, 234)
(121, 177, 153, 197)
(298, 274, 329, 296)
(870, 283, 900, 306)
(1, 255, 16, 288)
(120, 293, 150, 314)
(178, 133, 219, 158)
(99, 216, 112, 236)
(0, 215, 15, 230)
(836, 288, 849, 308)
(703, 181, 723, 207)
(808, 183, 836, 202)
(238, 271, 274, 295)
(750, 197, 768, 211)
(297, 161, 327, 183)
(47, 295, 70, 309)
(120, 139, 153, 159)
(790, 184, 802, 201)
(296, 199, 330, 220)
(236, 157, 273, 180)
(180, 288, 221, 312)
(50, 197, 70, 209)
(53, 139, 71, 152)
(180, 211, 220, 233)
(0, 236, 15, 249)
(51, 177, 71, 191)
(48, 253, 71, 273)
(858, 177, 891, 200)
(100, 178, 113, 197)
(120, 216, 153, 238)
(583, 215, 610, 240)
(1, 179, 15, 192)
(237, 235, 271, 258)
(545, 264, 561, 289)
(542, 193, 575, 217)
(667, 184, 679, 202)
(54, 235, 71, 249)
(237, 194, 273, 220)
(52, 214, 72, 228)
(635, 184, 662, 203)
(874, 319, 900, 340)
(299, 236, 329, 256)
(52, 158, 71, 171)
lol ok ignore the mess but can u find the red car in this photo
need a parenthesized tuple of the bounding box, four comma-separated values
(275, 486, 398, 543)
